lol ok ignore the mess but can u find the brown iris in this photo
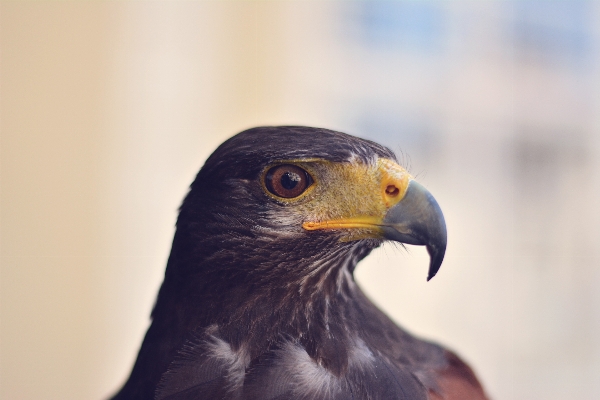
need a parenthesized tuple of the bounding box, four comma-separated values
(265, 164, 313, 199)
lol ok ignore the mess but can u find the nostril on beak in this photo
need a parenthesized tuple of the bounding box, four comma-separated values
(386, 185, 400, 197)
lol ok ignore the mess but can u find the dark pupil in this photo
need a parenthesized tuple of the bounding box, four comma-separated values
(280, 171, 301, 190)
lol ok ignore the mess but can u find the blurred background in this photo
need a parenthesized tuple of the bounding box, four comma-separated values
(2, 1, 600, 399)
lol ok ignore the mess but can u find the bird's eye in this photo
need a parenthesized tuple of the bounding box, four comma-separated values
(265, 164, 313, 199)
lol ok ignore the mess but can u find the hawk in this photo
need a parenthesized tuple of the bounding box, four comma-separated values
(112, 126, 488, 400)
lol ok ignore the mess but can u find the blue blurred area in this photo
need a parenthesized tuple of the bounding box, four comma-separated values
(336, 1, 598, 170)
(510, 1, 593, 67)
(355, 2, 444, 53)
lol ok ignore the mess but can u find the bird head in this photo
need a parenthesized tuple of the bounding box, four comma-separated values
(175, 126, 446, 283)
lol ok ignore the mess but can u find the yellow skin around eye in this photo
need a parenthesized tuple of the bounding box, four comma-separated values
(262, 158, 412, 241)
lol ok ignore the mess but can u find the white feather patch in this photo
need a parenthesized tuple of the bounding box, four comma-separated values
(349, 337, 376, 368)
(275, 341, 342, 397)
(204, 331, 249, 390)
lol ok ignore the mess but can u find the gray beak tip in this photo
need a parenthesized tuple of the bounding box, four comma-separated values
(426, 243, 446, 281)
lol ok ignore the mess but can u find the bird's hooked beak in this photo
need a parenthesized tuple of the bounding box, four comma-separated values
(302, 159, 447, 280)
(380, 179, 447, 281)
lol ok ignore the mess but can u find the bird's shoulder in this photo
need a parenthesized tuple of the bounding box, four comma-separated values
(155, 325, 431, 400)
(154, 291, 488, 400)
(426, 350, 489, 400)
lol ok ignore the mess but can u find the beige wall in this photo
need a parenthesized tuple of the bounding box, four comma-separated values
(1, 2, 288, 398)
(2, 2, 599, 399)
